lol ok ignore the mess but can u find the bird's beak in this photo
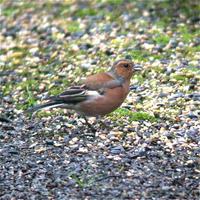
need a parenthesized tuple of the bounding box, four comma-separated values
(133, 64, 142, 71)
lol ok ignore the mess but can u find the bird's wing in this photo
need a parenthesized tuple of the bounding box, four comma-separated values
(27, 72, 124, 113)
(46, 85, 88, 103)
(48, 72, 124, 102)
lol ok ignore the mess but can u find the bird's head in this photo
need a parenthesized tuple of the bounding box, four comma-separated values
(111, 59, 141, 80)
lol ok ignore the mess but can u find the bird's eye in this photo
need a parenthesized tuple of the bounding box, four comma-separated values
(123, 64, 129, 68)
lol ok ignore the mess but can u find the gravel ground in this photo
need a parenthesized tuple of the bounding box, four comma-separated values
(0, 1, 200, 199)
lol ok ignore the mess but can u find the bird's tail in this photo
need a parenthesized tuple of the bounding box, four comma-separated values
(26, 101, 65, 114)
(26, 85, 87, 114)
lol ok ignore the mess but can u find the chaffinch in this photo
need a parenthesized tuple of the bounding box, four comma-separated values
(28, 59, 141, 129)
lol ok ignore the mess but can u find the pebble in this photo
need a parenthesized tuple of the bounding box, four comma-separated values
(165, 67, 175, 75)
(81, 63, 92, 69)
(169, 93, 184, 100)
(77, 147, 88, 153)
(188, 93, 200, 101)
(46, 139, 54, 145)
(188, 113, 198, 119)
(111, 145, 125, 154)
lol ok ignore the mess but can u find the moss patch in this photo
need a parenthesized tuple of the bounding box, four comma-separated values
(110, 108, 157, 122)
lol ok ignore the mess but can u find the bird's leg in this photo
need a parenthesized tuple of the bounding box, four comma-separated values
(96, 116, 110, 130)
(83, 116, 96, 133)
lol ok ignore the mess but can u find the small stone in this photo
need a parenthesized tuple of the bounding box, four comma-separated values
(169, 93, 184, 100)
(105, 49, 114, 56)
(79, 43, 93, 50)
(35, 146, 46, 153)
(77, 147, 88, 153)
(166, 38, 178, 49)
(46, 140, 54, 145)
(3, 96, 12, 103)
(111, 146, 125, 154)
(188, 113, 198, 119)
(188, 93, 200, 101)
(71, 44, 79, 51)
(165, 67, 175, 75)
(91, 59, 98, 65)
(81, 63, 92, 69)
(29, 47, 39, 54)
(142, 43, 154, 50)
(9, 150, 19, 155)
(53, 142, 63, 147)
(158, 92, 168, 98)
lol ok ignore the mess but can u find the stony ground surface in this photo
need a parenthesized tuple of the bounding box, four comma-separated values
(0, 0, 200, 199)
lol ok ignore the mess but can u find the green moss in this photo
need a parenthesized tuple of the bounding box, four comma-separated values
(182, 32, 193, 43)
(186, 66, 200, 72)
(69, 174, 85, 188)
(154, 17, 170, 28)
(132, 74, 145, 84)
(55, 4, 70, 16)
(152, 66, 164, 73)
(171, 74, 189, 83)
(0, 49, 6, 55)
(178, 26, 192, 43)
(75, 8, 97, 17)
(153, 34, 170, 45)
(2, 83, 13, 96)
(47, 78, 70, 96)
(106, 11, 121, 21)
(15, 79, 39, 109)
(1, 2, 36, 17)
(61, 79, 70, 87)
(36, 110, 64, 118)
(1, 6, 19, 17)
(185, 45, 200, 54)
(105, 0, 123, 5)
(110, 108, 157, 122)
(129, 48, 166, 62)
(49, 87, 63, 96)
(67, 21, 81, 33)
(26, 85, 37, 106)
(18, 79, 39, 91)
(129, 50, 149, 62)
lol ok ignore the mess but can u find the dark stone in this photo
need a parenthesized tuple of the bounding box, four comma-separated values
(46, 139, 54, 145)
(188, 93, 200, 101)
(3, 26, 21, 38)
(111, 146, 125, 154)
(188, 113, 198, 119)
(79, 43, 93, 50)
(105, 49, 114, 56)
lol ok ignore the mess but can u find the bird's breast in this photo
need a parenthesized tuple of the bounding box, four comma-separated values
(78, 83, 130, 116)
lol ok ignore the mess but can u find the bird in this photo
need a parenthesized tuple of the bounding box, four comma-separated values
(28, 59, 141, 130)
